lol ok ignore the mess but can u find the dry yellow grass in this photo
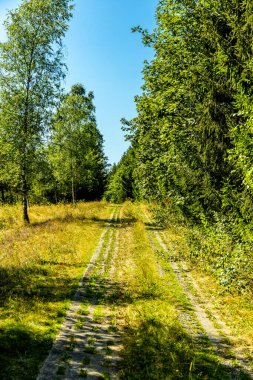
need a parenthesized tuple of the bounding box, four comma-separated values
(0, 201, 114, 380)
(144, 202, 253, 365)
(192, 269, 253, 354)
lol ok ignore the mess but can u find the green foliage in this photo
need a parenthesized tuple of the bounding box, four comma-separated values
(118, 0, 253, 293)
(49, 84, 107, 202)
(127, 0, 253, 220)
(0, 0, 73, 220)
(104, 147, 136, 203)
(186, 214, 253, 294)
(0, 1, 107, 207)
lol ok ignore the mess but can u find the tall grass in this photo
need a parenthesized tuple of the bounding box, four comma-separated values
(112, 203, 237, 379)
(149, 204, 253, 372)
(0, 201, 112, 380)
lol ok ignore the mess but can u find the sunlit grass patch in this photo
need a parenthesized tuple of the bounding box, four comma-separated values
(78, 303, 90, 316)
(93, 305, 105, 324)
(147, 202, 253, 371)
(191, 268, 253, 358)
(112, 202, 235, 380)
(144, 202, 253, 377)
(74, 317, 85, 330)
(0, 201, 113, 380)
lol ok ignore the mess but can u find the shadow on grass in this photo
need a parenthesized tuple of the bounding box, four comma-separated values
(0, 240, 132, 379)
(0, 323, 53, 380)
(0, 267, 250, 380)
(0, 264, 81, 380)
(0, 213, 140, 379)
(81, 275, 134, 306)
(0, 265, 78, 303)
(81, 273, 167, 307)
(77, 276, 250, 379)
(31, 215, 137, 229)
(118, 319, 250, 380)
(144, 221, 165, 231)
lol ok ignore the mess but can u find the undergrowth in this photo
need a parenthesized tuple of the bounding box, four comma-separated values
(152, 203, 253, 295)
(149, 202, 253, 367)
(187, 219, 253, 295)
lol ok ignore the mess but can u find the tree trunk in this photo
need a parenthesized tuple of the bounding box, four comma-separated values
(23, 193, 29, 223)
(22, 169, 30, 223)
(0, 187, 4, 204)
(71, 176, 75, 204)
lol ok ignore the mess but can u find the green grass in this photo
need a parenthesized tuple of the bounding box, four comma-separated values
(79, 368, 88, 377)
(93, 305, 105, 324)
(111, 203, 244, 380)
(148, 203, 253, 372)
(82, 355, 91, 365)
(78, 303, 90, 316)
(144, 203, 252, 378)
(1, 201, 252, 379)
(0, 201, 113, 380)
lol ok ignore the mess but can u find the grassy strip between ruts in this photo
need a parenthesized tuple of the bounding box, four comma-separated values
(0, 201, 113, 380)
(112, 202, 250, 379)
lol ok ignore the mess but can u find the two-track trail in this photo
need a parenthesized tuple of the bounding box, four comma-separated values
(35, 202, 253, 380)
(37, 206, 122, 380)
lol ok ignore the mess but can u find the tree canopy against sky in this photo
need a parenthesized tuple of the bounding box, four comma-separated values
(49, 84, 107, 203)
(0, 0, 157, 165)
(121, 0, 253, 224)
(100, 0, 253, 258)
(0, 0, 73, 222)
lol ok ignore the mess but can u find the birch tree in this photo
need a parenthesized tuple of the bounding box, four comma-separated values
(0, 0, 73, 222)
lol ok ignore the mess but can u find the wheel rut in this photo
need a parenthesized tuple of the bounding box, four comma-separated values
(144, 212, 253, 379)
(37, 208, 122, 380)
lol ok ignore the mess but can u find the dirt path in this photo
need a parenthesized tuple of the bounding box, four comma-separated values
(144, 212, 253, 379)
(36, 208, 122, 380)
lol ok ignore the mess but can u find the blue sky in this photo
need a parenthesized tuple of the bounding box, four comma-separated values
(0, 0, 157, 164)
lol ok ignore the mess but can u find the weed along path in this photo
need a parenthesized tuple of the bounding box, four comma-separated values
(37, 207, 122, 380)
